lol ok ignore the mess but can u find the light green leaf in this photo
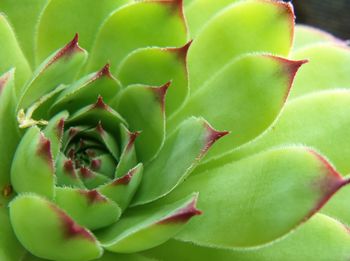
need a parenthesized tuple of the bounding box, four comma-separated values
(188, 0, 294, 94)
(289, 43, 350, 98)
(36, 0, 130, 63)
(116, 83, 169, 163)
(11, 127, 55, 199)
(0, 70, 20, 204)
(10, 194, 103, 261)
(98, 164, 143, 211)
(162, 146, 347, 248)
(169, 54, 305, 156)
(132, 117, 228, 206)
(78, 167, 110, 190)
(117, 43, 191, 115)
(0, 0, 48, 67)
(96, 193, 201, 253)
(55, 153, 85, 189)
(87, 0, 187, 73)
(0, 14, 31, 94)
(143, 214, 350, 261)
(55, 187, 121, 230)
(18, 35, 88, 110)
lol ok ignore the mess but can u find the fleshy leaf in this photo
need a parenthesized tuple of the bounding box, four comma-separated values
(55, 153, 85, 189)
(79, 167, 110, 190)
(206, 90, 350, 175)
(115, 125, 139, 178)
(116, 82, 169, 162)
(18, 34, 88, 110)
(10, 194, 103, 261)
(96, 193, 201, 253)
(36, 0, 130, 62)
(55, 187, 121, 230)
(0, 70, 20, 204)
(188, 0, 294, 94)
(289, 43, 350, 98)
(293, 24, 344, 50)
(161, 146, 347, 248)
(169, 54, 305, 156)
(66, 96, 126, 136)
(51, 64, 121, 115)
(11, 127, 55, 199)
(43, 111, 68, 161)
(143, 214, 350, 261)
(117, 43, 191, 115)
(87, 0, 187, 72)
(184, 0, 241, 36)
(132, 117, 228, 206)
(0, 0, 48, 67)
(98, 164, 143, 211)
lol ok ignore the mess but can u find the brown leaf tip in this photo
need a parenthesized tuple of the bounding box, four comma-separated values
(113, 165, 140, 186)
(37, 134, 54, 172)
(52, 205, 94, 241)
(96, 121, 105, 135)
(56, 118, 65, 139)
(159, 196, 202, 224)
(126, 130, 141, 152)
(152, 81, 171, 111)
(90, 159, 101, 171)
(79, 189, 107, 204)
(160, 0, 184, 19)
(92, 95, 109, 110)
(95, 63, 112, 79)
(201, 122, 230, 156)
(63, 160, 77, 178)
(46, 33, 84, 68)
(167, 40, 193, 63)
(79, 167, 94, 179)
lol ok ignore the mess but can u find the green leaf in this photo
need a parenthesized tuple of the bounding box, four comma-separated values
(132, 117, 228, 206)
(43, 111, 68, 161)
(55, 153, 85, 189)
(0, 14, 31, 94)
(78, 167, 110, 190)
(9, 194, 103, 261)
(96, 193, 201, 253)
(18, 34, 88, 110)
(293, 25, 343, 51)
(0, 0, 48, 67)
(0, 71, 20, 204)
(86, 0, 188, 73)
(143, 214, 350, 261)
(184, 0, 241, 37)
(11, 127, 55, 199)
(289, 43, 350, 98)
(169, 54, 305, 156)
(55, 187, 121, 230)
(162, 146, 347, 248)
(205, 90, 350, 175)
(117, 43, 191, 115)
(116, 82, 169, 162)
(36, 0, 130, 62)
(114, 125, 139, 178)
(66, 96, 126, 136)
(188, 0, 294, 94)
(0, 206, 26, 261)
(51, 64, 121, 115)
(98, 164, 143, 211)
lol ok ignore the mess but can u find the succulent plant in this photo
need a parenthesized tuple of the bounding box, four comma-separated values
(1, 0, 350, 260)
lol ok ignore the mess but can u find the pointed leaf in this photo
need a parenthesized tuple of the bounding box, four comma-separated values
(55, 187, 121, 230)
(51, 64, 121, 115)
(98, 164, 143, 211)
(118, 43, 191, 115)
(162, 146, 347, 248)
(132, 117, 228, 206)
(79, 167, 110, 189)
(37, 0, 130, 62)
(55, 153, 85, 189)
(116, 82, 169, 162)
(11, 127, 55, 199)
(0, 71, 20, 204)
(87, 0, 187, 72)
(96, 193, 201, 253)
(143, 214, 350, 261)
(18, 34, 88, 110)
(10, 194, 103, 261)
(188, 0, 294, 94)
(169, 54, 305, 156)
(0, 14, 31, 93)
(290, 43, 350, 98)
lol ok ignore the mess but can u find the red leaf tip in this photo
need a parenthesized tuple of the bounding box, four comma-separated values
(159, 196, 202, 224)
(92, 95, 108, 110)
(126, 130, 141, 152)
(94, 63, 112, 79)
(37, 134, 54, 172)
(201, 122, 230, 156)
(63, 160, 77, 178)
(152, 81, 171, 111)
(167, 40, 193, 63)
(79, 189, 107, 204)
(79, 167, 94, 179)
(90, 159, 101, 171)
(113, 165, 141, 185)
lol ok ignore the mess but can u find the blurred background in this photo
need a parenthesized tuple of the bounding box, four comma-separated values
(290, 0, 350, 39)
